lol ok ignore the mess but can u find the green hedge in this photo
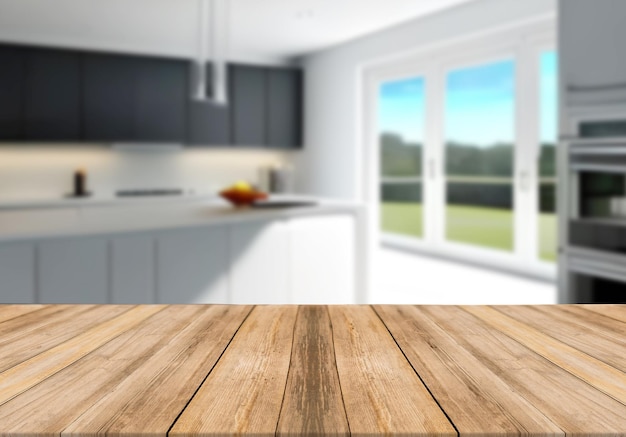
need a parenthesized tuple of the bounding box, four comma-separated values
(381, 181, 556, 213)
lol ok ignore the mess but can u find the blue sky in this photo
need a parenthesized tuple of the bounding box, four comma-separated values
(379, 51, 558, 146)
(540, 51, 558, 144)
(379, 77, 426, 144)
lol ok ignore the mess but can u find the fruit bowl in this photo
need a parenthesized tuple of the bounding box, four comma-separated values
(219, 188, 268, 207)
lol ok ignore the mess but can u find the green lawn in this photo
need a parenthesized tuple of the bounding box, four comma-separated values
(381, 202, 556, 262)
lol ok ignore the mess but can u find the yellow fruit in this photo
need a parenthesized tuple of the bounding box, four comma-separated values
(231, 181, 253, 193)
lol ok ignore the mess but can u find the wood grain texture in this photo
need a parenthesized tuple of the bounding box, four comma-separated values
(170, 305, 298, 437)
(423, 306, 626, 435)
(0, 305, 198, 435)
(0, 304, 625, 437)
(561, 305, 626, 338)
(276, 306, 350, 437)
(580, 304, 626, 323)
(328, 305, 456, 437)
(0, 304, 80, 343)
(0, 304, 46, 323)
(61, 305, 252, 437)
(0, 304, 165, 406)
(494, 305, 626, 373)
(464, 305, 626, 405)
(374, 305, 563, 437)
(0, 305, 130, 372)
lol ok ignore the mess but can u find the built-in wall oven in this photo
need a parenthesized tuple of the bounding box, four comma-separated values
(562, 112, 626, 303)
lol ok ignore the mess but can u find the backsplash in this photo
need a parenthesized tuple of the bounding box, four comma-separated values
(0, 145, 293, 200)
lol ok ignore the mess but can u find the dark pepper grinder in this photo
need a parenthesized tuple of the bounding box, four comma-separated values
(73, 168, 87, 197)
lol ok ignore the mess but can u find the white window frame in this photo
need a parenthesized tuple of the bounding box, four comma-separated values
(361, 16, 556, 281)
(529, 37, 558, 270)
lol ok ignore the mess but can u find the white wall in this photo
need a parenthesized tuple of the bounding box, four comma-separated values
(293, 0, 556, 200)
(0, 146, 291, 200)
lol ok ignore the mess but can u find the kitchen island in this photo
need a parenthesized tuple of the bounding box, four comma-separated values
(0, 304, 625, 436)
(0, 196, 367, 305)
(0, 194, 362, 241)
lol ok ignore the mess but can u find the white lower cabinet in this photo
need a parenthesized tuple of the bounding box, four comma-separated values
(156, 226, 229, 304)
(289, 215, 355, 304)
(0, 242, 36, 303)
(38, 237, 109, 304)
(111, 235, 156, 304)
(230, 220, 290, 304)
(1, 213, 358, 305)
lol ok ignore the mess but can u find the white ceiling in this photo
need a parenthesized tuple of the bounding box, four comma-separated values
(0, 0, 475, 62)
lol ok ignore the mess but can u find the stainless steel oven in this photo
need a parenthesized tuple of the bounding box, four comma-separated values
(561, 112, 626, 303)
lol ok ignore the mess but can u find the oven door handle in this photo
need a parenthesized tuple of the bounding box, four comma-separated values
(569, 163, 626, 173)
(570, 146, 626, 155)
(562, 136, 626, 146)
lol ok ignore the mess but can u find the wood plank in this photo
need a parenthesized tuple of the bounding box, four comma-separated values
(0, 305, 206, 435)
(276, 306, 350, 437)
(423, 306, 626, 435)
(464, 305, 626, 405)
(578, 304, 626, 324)
(328, 305, 455, 437)
(0, 305, 46, 323)
(0, 305, 131, 372)
(0, 304, 165, 405)
(374, 305, 563, 437)
(0, 304, 624, 437)
(61, 305, 252, 436)
(170, 305, 298, 437)
(549, 305, 626, 343)
(0, 305, 80, 342)
(494, 305, 626, 373)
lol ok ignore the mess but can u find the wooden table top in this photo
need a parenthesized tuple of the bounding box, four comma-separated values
(0, 304, 625, 436)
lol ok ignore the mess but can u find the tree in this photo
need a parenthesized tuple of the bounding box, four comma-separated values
(380, 132, 422, 176)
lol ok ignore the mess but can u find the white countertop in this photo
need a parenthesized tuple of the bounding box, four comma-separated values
(0, 194, 364, 242)
(0, 193, 220, 210)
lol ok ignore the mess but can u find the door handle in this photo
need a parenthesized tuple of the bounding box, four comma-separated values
(519, 170, 530, 192)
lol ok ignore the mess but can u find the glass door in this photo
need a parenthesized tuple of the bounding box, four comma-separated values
(379, 76, 426, 240)
(537, 50, 558, 263)
(371, 22, 558, 279)
(443, 59, 516, 253)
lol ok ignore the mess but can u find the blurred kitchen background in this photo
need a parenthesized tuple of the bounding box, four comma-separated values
(0, 0, 623, 305)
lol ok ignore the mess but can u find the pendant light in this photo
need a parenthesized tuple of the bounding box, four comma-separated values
(191, 0, 229, 105)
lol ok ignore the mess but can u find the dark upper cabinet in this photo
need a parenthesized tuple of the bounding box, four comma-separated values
(230, 64, 267, 147)
(23, 49, 81, 141)
(187, 101, 231, 146)
(267, 67, 302, 149)
(83, 54, 187, 143)
(187, 66, 231, 146)
(83, 54, 136, 141)
(0, 44, 303, 148)
(0, 46, 25, 140)
(229, 64, 303, 149)
(135, 58, 187, 142)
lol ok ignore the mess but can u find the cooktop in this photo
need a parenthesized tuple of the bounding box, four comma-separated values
(116, 189, 185, 197)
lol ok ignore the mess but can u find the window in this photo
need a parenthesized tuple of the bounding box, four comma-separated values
(538, 50, 558, 263)
(379, 76, 425, 239)
(444, 59, 515, 252)
(370, 20, 556, 279)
